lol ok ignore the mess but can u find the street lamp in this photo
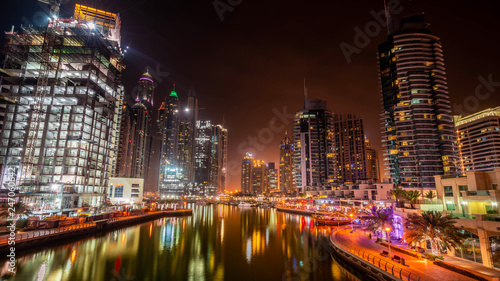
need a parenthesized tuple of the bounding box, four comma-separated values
(385, 227, 391, 258)
(350, 213, 354, 231)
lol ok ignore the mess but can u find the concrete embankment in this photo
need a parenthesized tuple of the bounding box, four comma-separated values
(276, 207, 329, 216)
(329, 231, 398, 281)
(0, 210, 192, 255)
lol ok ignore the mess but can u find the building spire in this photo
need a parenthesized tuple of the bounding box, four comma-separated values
(169, 83, 178, 97)
(303, 77, 308, 99)
(384, 0, 393, 34)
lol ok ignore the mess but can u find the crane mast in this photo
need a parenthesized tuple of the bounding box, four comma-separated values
(19, 0, 61, 186)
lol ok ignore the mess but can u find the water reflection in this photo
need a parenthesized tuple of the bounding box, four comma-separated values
(2, 204, 353, 281)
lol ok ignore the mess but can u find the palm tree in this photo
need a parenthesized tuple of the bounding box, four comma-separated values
(424, 191, 436, 204)
(366, 208, 394, 239)
(404, 211, 466, 255)
(388, 186, 406, 207)
(403, 190, 421, 209)
(12, 201, 32, 219)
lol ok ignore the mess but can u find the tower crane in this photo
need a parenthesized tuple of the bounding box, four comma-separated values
(37, 0, 61, 19)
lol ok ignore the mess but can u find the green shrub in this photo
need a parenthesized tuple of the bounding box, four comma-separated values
(16, 219, 29, 229)
(486, 209, 498, 214)
(424, 253, 443, 261)
(433, 260, 487, 281)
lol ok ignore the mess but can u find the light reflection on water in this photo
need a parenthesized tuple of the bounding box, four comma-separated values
(2, 204, 356, 281)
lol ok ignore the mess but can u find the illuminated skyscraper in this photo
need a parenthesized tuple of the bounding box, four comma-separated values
(241, 153, 253, 195)
(378, 14, 459, 189)
(279, 134, 294, 194)
(158, 85, 181, 196)
(251, 159, 266, 195)
(455, 107, 500, 172)
(293, 98, 336, 193)
(130, 72, 155, 179)
(332, 113, 367, 183)
(211, 124, 228, 193)
(365, 139, 380, 182)
(178, 89, 198, 186)
(194, 120, 213, 195)
(116, 103, 134, 178)
(266, 162, 278, 193)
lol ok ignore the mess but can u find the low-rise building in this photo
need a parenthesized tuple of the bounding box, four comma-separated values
(434, 168, 500, 215)
(391, 169, 500, 269)
(305, 181, 394, 202)
(108, 178, 144, 205)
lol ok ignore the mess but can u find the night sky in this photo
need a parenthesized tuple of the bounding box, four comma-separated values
(2, 0, 500, 191)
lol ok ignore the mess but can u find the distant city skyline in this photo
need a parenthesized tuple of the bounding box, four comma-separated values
(1, 0, 499, 191)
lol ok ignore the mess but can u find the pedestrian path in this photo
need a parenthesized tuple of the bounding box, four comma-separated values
(387, 235, 500, 280)
(333, 228, 476, 281)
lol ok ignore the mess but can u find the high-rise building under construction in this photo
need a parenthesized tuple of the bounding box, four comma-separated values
(0, 4, 124, 212)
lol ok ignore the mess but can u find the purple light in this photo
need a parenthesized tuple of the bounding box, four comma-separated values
(140, 77, 154, 84)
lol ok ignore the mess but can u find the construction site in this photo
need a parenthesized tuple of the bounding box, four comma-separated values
(0, 2, 125, 215)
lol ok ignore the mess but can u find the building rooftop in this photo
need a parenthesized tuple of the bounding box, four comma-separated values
(455, 106, 500, 127)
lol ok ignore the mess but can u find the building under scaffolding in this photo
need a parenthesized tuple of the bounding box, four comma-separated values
(0, 4, 124, 214)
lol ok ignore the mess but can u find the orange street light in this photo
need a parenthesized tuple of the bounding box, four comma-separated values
(385, 227, 392, 258)
(349, 213, 354, 231)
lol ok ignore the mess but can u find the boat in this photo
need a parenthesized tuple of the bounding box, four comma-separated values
(238, 202, 252, 207)
(311, 214, 352, 226)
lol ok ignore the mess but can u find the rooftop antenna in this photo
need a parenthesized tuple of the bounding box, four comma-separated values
(303, 77, 308, 99)
(384, 0, 393, 34)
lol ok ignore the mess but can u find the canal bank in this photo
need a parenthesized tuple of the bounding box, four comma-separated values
(0, 209, 192, 255)
(2, 204, 353, 281)
(276, 207, 329, 216)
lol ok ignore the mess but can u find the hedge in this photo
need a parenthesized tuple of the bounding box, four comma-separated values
(433, 260, 488, 281)
(378, 241, 422, 258)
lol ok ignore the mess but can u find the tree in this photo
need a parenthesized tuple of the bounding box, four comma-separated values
(404, 211, 466, 255)
(388, 186, 406, 207)
(403, 190, 421, 209)
(424, 191, 436, 203)
(366, 207, 394, 238)
(13, 201, 32, 218)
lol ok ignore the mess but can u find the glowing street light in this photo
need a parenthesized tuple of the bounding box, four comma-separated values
(349, 213, 354, 231)
(385, 226, 392, 258)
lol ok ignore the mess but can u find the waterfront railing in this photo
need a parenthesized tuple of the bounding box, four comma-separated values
(0, 222, 95, 245)
(330, 229, 428, 281)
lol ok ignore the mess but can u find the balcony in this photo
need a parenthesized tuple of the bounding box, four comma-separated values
(467, 191, 490, 196)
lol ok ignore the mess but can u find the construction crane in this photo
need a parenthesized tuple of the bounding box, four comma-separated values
(37, 0, 61, 19)
(19, 0, 61, 186)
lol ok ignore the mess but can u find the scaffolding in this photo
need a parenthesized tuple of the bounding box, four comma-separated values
(0, 4, 124, 213)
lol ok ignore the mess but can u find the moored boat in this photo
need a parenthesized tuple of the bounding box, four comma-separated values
(238, 202, 252, 207)
(311, 214, 351, 226)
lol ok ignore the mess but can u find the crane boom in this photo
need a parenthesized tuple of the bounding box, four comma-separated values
(37, 0, 61, 18)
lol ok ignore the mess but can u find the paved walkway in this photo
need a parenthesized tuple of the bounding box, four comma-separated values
(386, 233, 500, 279)
(333, 227, 476, 281)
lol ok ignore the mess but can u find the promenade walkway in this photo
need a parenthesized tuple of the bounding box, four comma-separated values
(332, 227, 476, 281)
(383, 232, 500, 280)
